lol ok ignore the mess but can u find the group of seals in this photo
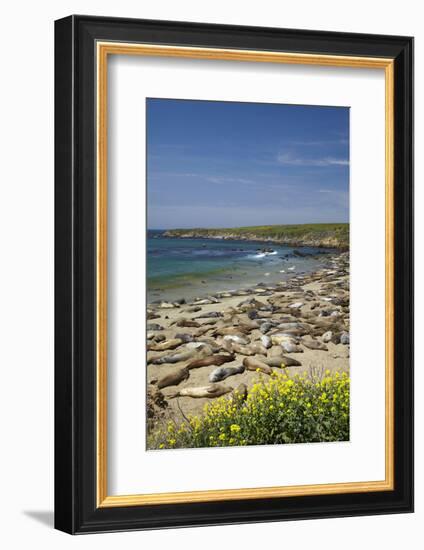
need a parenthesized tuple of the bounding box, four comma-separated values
(146, 250, 350, 427)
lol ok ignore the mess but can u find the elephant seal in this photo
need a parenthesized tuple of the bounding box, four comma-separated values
(148, 344, 212, 365)
(238, 320, 261, 331)
(158, 301, 178, 309)
(223, 342, 254, 356)
(195, 337, 222, 352)
(146, 323, 163, 331)
(154, 367, 190, 389)
(214, 327, 250, 336)
(259, 322, 274, 334)
(239, 343, 268, 356)
(312, 319, 344, 331)
(321, 330, 333, 343)
(223, 334, 250, 345)
(170, 383, 233, 399)
(275, 328, 308, 337)
(242, 357, 273, 375)
(276, 322, 310, 332)
(175, 318, 201, 328)
(186, 353, 235, 370)
(302, 338, 328, 351)
(194, 311, 223, 319)
(260, 355, 302, 368)
(193, 298, 220, 305)
(147, 311, 160, 321)
(196, 319, 218, 327)
(193, 326, 216, 337)
(183, 305, 202, 313)
(174, 333, 195, 343)
(209, 365, 245, 383)
(270, 333, 294, 345)
(250, 343, 268, 355)
(185, 342, 209, 349)
(260, 335, 272, 349)
(281, 340, 304, 354)
(270, 334, 304, 352)
(147, 338, 183, 352)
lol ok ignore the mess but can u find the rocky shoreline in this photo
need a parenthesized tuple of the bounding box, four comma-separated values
(146, 251, 350, 442)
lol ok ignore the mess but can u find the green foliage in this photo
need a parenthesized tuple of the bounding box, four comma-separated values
(164, 223, 350, 248)
(149, 371, 350, 449)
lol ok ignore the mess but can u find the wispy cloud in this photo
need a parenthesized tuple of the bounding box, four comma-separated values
(206, 176, 254, 185)
(149, 172, 256, 185)
(291, 138, 348, 146)
(277, 152, 349, 167)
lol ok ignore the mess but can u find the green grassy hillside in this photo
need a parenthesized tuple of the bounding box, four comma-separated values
(163, 223, 349, 249)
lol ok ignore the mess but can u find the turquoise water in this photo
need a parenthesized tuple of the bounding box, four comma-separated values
(147, 230, 334, 303)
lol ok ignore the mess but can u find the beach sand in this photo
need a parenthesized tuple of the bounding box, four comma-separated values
(146, 252, 349, 444)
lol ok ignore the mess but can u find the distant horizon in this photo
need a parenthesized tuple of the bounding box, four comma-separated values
(147, 98, 349, 229)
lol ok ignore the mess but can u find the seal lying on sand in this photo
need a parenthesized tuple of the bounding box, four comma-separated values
(238, 320, 261, 331)
(302, 338, 328, 351)
(169, 383, 233, 399)
(271, 335, 304, 353)
(209, 365, 245, 382)
(174, 333, 195, 343)
(260, 355, 302, 368)
(214, 327, 250, 336)
(194, 311, 223, 319)
(242, 357, 273, 375)
(186, 353, 235, 370)
(221, 341, 252, 355)
(147, 338, 183, 352)
(222, 334, 250, 345)
(260, 335, 272, 349)
(183, 305, 202, 313)
(175, 318, 201, 328)
(193, 326, 216, 337)
(153, 367, 190, 389)
(148, 344, 212, 365)
(147, 323, 163, 331)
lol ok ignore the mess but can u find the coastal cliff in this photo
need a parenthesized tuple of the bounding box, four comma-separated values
(162, 223, 349, 250)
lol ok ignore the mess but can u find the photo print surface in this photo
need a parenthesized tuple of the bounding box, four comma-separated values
(146, 98, 350, 451)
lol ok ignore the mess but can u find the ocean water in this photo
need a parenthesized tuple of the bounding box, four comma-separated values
(147, 230, 334, 303)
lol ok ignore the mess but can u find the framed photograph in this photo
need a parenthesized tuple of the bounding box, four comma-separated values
(54, 15, 413, 534)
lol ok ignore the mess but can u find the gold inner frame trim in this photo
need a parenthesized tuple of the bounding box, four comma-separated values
(96, 41, 395, 508)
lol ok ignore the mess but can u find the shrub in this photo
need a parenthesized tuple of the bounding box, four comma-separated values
(148, 370, 350, 449)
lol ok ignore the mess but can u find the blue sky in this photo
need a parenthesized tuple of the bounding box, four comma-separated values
(146, 98, 349, 229)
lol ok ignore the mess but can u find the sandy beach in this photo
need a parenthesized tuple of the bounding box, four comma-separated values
(146, 251, 349, 444)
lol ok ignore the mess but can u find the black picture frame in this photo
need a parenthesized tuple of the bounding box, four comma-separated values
(55, 14, 414, 534)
